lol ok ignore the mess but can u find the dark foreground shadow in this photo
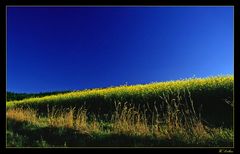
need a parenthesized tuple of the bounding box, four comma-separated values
(6, 119, 233, 147)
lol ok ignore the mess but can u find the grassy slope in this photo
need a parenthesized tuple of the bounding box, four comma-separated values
(7, 91, 71, 101)
(6, 76, 234, 147)
(7, 76, 233, 127)
(7, 106, 233, 147)
(7, 119, 233, 147)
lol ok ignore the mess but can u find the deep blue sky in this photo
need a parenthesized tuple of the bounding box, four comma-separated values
(7, 7, 233, 93)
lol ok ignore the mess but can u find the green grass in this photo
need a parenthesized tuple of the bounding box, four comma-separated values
(7, 91, 71, 101)
(7, 76, 233, 127)
(6, 76, 234, 147)
(6, 106, 233, 147)
(7, 122, 233, 147)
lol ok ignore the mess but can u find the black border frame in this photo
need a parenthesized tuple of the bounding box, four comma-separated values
(1, 0, 239, 153)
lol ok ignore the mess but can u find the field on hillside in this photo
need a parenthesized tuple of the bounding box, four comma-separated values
(6, 76, 234, 147)
(7, 91, 71, 101)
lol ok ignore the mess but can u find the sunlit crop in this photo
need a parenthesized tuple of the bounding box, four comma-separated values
(6, 75, 234, 147)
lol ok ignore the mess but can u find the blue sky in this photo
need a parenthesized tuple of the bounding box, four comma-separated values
(7, 6, 233, 93)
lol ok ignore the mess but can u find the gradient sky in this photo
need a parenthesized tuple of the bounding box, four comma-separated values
(7, 6, 234, 93)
